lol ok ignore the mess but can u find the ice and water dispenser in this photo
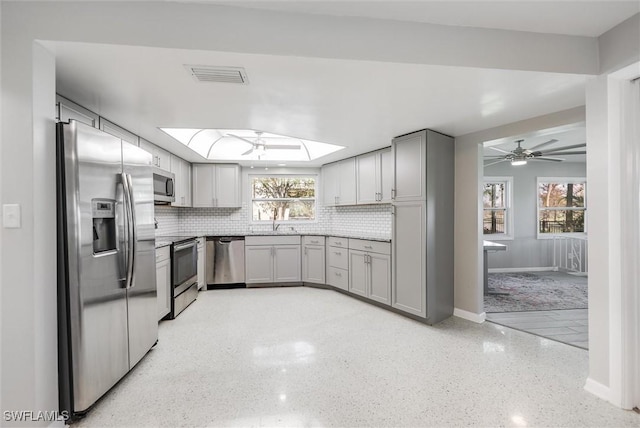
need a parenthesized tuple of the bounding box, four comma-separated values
(92, 199, 116, 254)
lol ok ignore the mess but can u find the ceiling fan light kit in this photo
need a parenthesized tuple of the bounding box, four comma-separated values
(484, 138, 586, 167)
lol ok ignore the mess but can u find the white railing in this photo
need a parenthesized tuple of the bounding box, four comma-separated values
(552, 235, 588, 274)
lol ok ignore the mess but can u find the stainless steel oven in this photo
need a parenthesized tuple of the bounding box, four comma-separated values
(170, 238, 198, 318)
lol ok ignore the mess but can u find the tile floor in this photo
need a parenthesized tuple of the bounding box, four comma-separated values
(75, 287, 637, 427)
(486, 309, 589, 349)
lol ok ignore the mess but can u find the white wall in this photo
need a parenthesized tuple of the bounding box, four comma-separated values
(483, 161, 586, 269)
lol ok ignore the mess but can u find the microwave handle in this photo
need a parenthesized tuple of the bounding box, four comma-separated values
(166, 178, 174, 197)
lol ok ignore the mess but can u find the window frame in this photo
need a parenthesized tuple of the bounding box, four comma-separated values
(248, 173, 318, 224)
(536, 176, 587, 239)
(482, 176, 514, 241)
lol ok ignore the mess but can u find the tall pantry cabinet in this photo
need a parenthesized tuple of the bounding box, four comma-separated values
(391, 129, 454, 325)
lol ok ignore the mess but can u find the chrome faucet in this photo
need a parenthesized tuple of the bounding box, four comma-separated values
(273, 208, 280, 231)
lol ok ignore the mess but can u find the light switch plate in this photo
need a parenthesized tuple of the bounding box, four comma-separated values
(3, 204, 21, 229)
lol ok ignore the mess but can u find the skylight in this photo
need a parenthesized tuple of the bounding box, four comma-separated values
(159, 128, 345, 162)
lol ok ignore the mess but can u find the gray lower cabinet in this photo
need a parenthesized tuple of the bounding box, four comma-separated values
(155, 246, 171, 321)
(326, 237, 349, 290)
(245, 236, 301, 284)
(302, 236, 325, 284)
(349, 239, 391, 305)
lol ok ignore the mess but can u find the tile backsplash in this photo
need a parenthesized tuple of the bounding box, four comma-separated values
(155, 203, 391, 238)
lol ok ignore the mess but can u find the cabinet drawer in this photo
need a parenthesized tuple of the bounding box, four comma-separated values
(156, 246, 170, 263)
(327, 267, 348, 291)
(302, 236, 325, 246)
(326, 236, 347, 248)
(245, 235, 301, 246)
(327, 247, 348, 269)
(348, 238, 391, 255)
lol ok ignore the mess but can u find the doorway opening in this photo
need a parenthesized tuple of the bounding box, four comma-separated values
(480, 123, 588, 349)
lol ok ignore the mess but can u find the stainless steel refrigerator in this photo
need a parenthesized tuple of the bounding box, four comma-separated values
(56, 120, 158, 419)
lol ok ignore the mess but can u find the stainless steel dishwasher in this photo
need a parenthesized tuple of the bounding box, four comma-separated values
(206, 236, 245, 287)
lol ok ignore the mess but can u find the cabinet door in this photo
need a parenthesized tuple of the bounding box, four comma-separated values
(99, 118, 139, 147)
(245, 246, 274, 283)
(303, 245, 325, 284)
(369, 253, 391, 305)
(356, 152, 378, 204)
(170, 155, 183, 207)
(182, 161, 192, 207)
(379, 148, 393, 203)
(192, 164, 214, 207)
(322, 163, 339, 206)
(348, 250, 367, 297)
(138, 138, 157, 166)
(392, 131, 426, 202)
(274, 245, 301, 282)
(56, 95, 99, 128)
(156, 258, 171, 321)
(197, 240, 206, 290)
(155, 146, 171, 171)
(392, 201, 427, 317)
(215, 164, 241, 207)
(338, 158, 357, 205)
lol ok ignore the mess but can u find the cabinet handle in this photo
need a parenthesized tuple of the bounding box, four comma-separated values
(364, 245, 373, 249)
(391, 189, 395, 199)
(335, 241, 342, 246)
(335, 271, 342, 277)
(334, 251, 341, 255)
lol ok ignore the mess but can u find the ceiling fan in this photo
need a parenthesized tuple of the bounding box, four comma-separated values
(484, 139, 586, 167)
(227, 131, 300, 157)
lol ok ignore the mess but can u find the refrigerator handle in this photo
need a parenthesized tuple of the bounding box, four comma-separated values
(126, 173, 137, 289)
(121, 173, 134, 289)
(116, 180, 128, 285)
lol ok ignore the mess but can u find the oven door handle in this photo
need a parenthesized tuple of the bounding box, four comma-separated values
(174, 240, 197, 251)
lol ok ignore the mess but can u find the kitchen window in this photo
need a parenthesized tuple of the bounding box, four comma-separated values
(483, 177, 513, 240)
(251, 175, 316, 222)
(537, 178, 586, 238)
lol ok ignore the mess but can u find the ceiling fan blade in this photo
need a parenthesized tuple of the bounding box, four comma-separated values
(528, 138, 558, 151)
(265, 144, 300, 150)
(484, 159, 509, 167)
(228, 134, 256, 146)
(483, 156, 506, 159)
(241, 147, 254, 156)
(531, 157, 564, 162)
(542, 143, 586, 154)
(538, 150, 586, 156)
(488, 146, 511, 154)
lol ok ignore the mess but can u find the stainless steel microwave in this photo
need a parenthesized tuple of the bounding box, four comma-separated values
(152, 168, 175, 204)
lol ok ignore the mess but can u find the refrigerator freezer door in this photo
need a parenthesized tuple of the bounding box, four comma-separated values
(59, 121, 130, 413)
(122, 142, 158, 367)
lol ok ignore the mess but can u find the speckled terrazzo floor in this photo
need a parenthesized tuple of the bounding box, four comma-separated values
(73, 287, 638, 427)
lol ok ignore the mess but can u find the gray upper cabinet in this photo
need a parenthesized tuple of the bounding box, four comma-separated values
(56, 95, 99, 128)
(139, 138, 171, 171)
(170, 155, 192, 207)
(192, 164, 241, 208)
(391, 129, 454, 325)
(392, 131, 426, 202)
(99, 118, 139, 147)
(322, 158, 357, 206)
(356, 148, 392, 204)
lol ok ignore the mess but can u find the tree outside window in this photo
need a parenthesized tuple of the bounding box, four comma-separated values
(483, 177, 513, 239)
(537, 178, 586, 236)
(251, 176, 316, 221)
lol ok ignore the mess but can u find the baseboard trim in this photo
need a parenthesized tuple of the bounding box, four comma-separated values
(584, 377, 610, 402)
(453, 308, 486, 323)
(488, 267, 557, 273)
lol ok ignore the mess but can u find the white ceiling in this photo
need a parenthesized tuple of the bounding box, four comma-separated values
(205, 0, 639, 37)
(47, 1, 638, 167)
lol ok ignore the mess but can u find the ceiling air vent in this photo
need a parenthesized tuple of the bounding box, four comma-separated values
(185, 65, 249, 84)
